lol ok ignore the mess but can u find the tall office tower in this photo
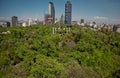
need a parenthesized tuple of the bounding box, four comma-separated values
(65, 1, 72, 25)
(81, 19, 84, 23)
(11, 16, 18, 26)
(48, 2, 55, 24)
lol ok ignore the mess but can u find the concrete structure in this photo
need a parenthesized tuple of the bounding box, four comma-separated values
(114, 24, 120, 33)
(65, 1, 72, 25)
(48, 2, 55, 24)
(60, 14, 65, 24)
(72, 21, 77, 25)
(27, 18, 32, 26)
(1, 31, 11, 35)
(44, 14, 48, 24)
(116, 27, 120, 33)
(11, 16, 18, 26)
(44, 14, 53, 24)
(0, 21, 10, 28)
(81, 19, 84, 23)
(22, 22, 27, 27)
(52, 27, 71, 35)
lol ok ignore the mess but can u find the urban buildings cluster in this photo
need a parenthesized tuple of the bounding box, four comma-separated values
(0, 1, 120, 33)
(0, 1, 72, 27)
(44, 1, 72, 25)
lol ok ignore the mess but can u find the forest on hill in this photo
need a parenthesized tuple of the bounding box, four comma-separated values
(0, 25, 120, 78)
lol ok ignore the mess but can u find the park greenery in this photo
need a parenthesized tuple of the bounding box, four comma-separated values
(0, 24, 120, 78)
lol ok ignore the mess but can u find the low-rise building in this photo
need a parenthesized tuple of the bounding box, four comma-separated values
(0, 21, 10, 28)
(116, 24, 120, 33)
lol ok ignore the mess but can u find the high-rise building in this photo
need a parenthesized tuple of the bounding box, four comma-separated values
(44, 14, 49, 24)
(48, 2, 55, 24)
(65, 1, 72, 25)
(44, 14, 53, 24)
(81, 19, 84, 23)
(11, 16, 18, 26)
(60, 14, 65, 24)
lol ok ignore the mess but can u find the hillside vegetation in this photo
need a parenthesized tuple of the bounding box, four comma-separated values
(0, 25, 120, 78)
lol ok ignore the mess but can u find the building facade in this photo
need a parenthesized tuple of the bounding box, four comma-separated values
(44, 14, 53, 24)
(60, 14, 65, 24)
(81, 19, 84, 23)
(0, 21, 10, 28)
(48, 2, 55, 24)
(65, 1, 72, 25)
(27, 18, 33, 26)
(11, 16, 18, 26)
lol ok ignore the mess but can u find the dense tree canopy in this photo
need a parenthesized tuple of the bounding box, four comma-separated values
(0, 25, 120, 78)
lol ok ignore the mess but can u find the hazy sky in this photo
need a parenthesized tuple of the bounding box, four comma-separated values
(0, 0, 120, 24)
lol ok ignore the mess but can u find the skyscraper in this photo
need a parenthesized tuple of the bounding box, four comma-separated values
(11, 16, 18, 26)
(48, 2, 55, 24)
(65, 1, 72, 25)
(81, 19, 84, 23)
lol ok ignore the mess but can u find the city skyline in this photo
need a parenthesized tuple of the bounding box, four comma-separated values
(0, 0, 120, 24)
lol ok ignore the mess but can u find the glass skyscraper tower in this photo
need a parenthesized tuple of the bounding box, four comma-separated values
(48, 2, 55, 24)
(65, 1, 72, 25)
